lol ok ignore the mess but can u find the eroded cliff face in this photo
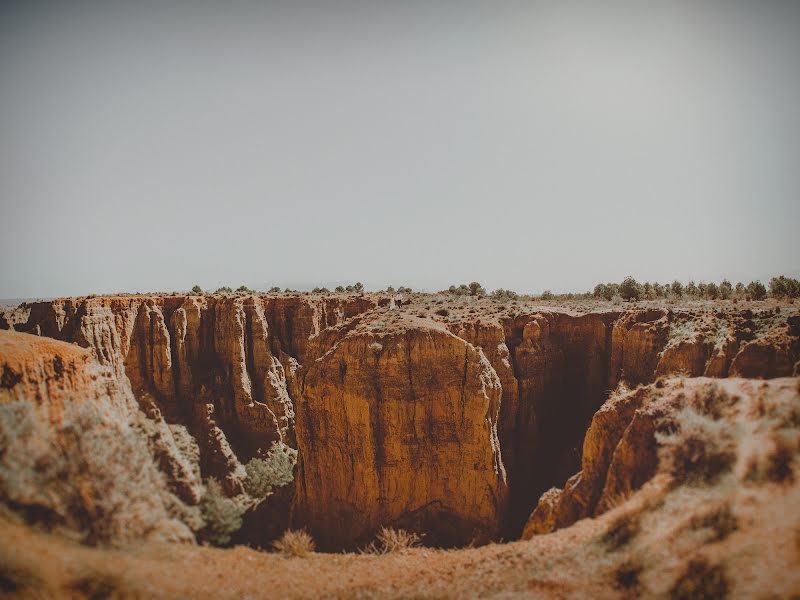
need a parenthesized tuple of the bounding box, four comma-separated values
(2, 295, 798, 549)
(295, 318, 507, 549)
(0, 330, 197, 545)
(522, 376, 800, 539)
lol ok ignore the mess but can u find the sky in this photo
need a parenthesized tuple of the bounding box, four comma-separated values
(1, 1, 799, 297)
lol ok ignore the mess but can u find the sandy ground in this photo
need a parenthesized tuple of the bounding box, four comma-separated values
(2, 471, 799, 599)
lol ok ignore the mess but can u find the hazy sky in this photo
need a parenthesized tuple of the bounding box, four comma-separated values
(1, 1, 799, 297)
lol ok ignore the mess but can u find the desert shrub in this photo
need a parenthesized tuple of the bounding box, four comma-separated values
(690, 384, 735, 420)
(670, 280, 684, 298)
(244, 442, 297, 498)
(690, 505, 738, 542)
(602, 511, 640, 550)
(540, 290, 554, 300)
(199, 478, 244, 546)
(69, 571, 125, 600)
(364, 527, 423, 554)
(766, 436, 795, 483)
(369, 342, 383, 353)
(191, 285, 203, 294)
(670, 558, 728, 600)
(705, 282, 719, 300)
(273, 529, 315, 557)
(435, 308, 450, 317)
(746, 280, 767, 301)
(312, 287, 330, 293)
(614, 560, 642, 591)
(215, 286, 233, 294)
(594, 283, 609, 299)
(468, 282, 486, 297)
(268, 286, 282, 293)
(745, 433, 796, 484)
(491, 288, 518, 300)
(619, 276, 642, 301)
(768, 275, 800, 299)
(236, 285, 253, 293)
(0, 559, 45, 599)
(445, 284, 470, 296)
(719, 280, 733, 300)
(334, 286, 345, 293)
(1, 400, 176, 545)
(656, 408, 737, 485)
(353, 282, 364, 293)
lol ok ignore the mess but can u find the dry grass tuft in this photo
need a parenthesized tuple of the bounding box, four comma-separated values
(657, 408, 737, 485)
(69, 571, 126, 600)
(601, 511, 640, 551)
(689, 505, 738, 543)
(0, 560, 45, 599)
(363, 527, 423, 554)
(670, 558, 728, 600)
(273, 530, 315, 557)
(614, 559, 642, 593)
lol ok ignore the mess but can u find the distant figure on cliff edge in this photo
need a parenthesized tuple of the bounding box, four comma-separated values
(396, 292, 403, 308)
(389, 295, 396, 310)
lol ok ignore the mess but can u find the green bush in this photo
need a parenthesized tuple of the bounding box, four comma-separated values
(244, 442, 297, 498)
(746, 280, 767, 300)
(619, 276, 642, 301)
(199, 478, 244, 546)
(491, 288, 518, 300)
(768, 275, 800, 299)
(191, 285, 203, 294)
(468, 282, 486, 297)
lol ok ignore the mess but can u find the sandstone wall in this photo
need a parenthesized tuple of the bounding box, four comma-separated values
(295, 323, 507, 549)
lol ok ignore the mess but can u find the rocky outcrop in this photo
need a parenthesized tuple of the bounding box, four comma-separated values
(294, 318, 507, 550)
(522, 376, 800, 539)
(0, 330, 198, 545)
(609, 308, 670, 386)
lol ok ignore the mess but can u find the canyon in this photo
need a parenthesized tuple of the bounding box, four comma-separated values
(1, 291, 799, 597)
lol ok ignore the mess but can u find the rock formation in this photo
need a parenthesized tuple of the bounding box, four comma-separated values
(0, 330, 197, 545)
(294, 318, 507, 549)
(522, 376, 800, 538)
(1, 294, 798, 549)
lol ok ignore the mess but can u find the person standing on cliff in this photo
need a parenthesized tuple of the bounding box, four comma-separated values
(396, 292, 403, 308)
(389, 294, 396, 310)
